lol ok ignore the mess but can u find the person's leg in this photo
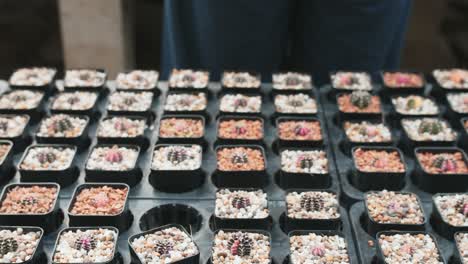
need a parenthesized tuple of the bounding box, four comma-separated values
(291, 0, 412, 84)
(161, 0, 291, 80)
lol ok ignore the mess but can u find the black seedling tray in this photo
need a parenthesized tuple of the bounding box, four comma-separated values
(318, 84, 465, 207)
(349, 201, 454, 264)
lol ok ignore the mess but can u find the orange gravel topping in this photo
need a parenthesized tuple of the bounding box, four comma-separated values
(0, 144, 11, 164)
(0, 185, 58, 214)
(337, 94, 381, 113)
(217, 147, 265, 171)
(417, 152, 468, 174)
(353, 148, 405, 173)
(218, 119, 263, 140)
(159, 118, 204, 138)
(278, 120, 322, 141)
(70, 186, 128, 215)
(383, 72, 424, 88)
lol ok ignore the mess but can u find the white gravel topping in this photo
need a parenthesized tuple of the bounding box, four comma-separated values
(392, 95, 439, 115)
(37, 114, 87, 138)
(0, 228, 42, 263)
(9, 67, 55, 86)
(169, 69, 209, 89)
(433, 69, 468, 89)
(0, 90, 43, 110)
(215, 189, 268, 219)
(51, 91, 98, 111)
(402, 118, 457, 141)
(97, 116, 146, 138)
(151, 145, 202, 171)
(378, 233, 443, 264)
(274, 94, 317, 114)
(20, 146, 75, 171)
(344, 121, 392, 143)
(164, 93, 207, 111)
(130, 226, 198, 264)
(86, 145, 139, 171)
(447, 93, 468, 113)
(53, 228, 117, 263)
(331, 72, 372, 90)
(212, 230, 270, 264)
(281, 149, 328, 174)
(116, 70, 158, 90)
(434, 193, 468, 227)
(64, 70, 106, 87)
(0, 115, 28, 138)
(220, 94, 261, 113)
(107, 91, 153, 112)
(272, 72, 311, 90)
(455, 232, 468, 264)
(222, 72, 261, 88)
(290, 233, 349, 264)
(286, 191, 340, 219)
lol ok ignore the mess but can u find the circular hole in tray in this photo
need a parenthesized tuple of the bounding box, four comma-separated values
(139, 203, 203, 234)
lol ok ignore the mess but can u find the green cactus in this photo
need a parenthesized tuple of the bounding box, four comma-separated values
(350, 91, 372, 109)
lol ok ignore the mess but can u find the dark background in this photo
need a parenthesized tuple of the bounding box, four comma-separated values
(0, 0, 466, 79)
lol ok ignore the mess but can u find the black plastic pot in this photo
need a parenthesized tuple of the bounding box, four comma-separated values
(350, 146, 407, 191)
(364, 191, 426, 236)
(211, 188, 272, 230)
(218, 92, 263, 117)
(273, 116, 323, 153)
(97, 114, 151, 151)
(67, 183, 133, 232)
(49, 91, 101, 120)
(115, 69, 160, 96)
(375, 231, 446, 264)
(85, 144, 142, 187)
(139, 204, 203, 233)
(329, 71, 374, 99)
(453, 231, 468, 264)
(0, 226, 46, 264)
(106, 90, 157, 123)
(215, 115, 265, 147)
(0, 140, 15, 184)
(35, 114, 91, 151)
(414, 147, 468, 193)
(129, 224, 200, 264)
(389, 95, 440, 128)
(270, 92, 318, 126)
(380, 70, 426, 95)
(0, 114, 32, 154)
(0, 183, 62, 234)
(339, 119, 394, 156)
(0, 89, 46, 123)
(212, 144, 268, 188)
(18, 144, 79, 187)
(63, 68, 108, 94)
(51, 226, 120, 264)
(278, 147, 330, 189)
(270, 71, 313, 98)
(220, 71, 262, 94)
(163, 91, 210, 122)
(336, 92, 383, 122)
(9, 69, 57, 99)
(157, 114, 207, 150)
(284, 190, 341, 232)
(209, 229, 272, 264)
(431, 193, 468, 239)
(149, 144, 205, 193)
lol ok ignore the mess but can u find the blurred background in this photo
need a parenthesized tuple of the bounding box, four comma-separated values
(0, 0, 466, 79)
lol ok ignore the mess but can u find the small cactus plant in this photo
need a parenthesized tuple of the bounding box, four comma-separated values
(431, 155, 457, 172)
(228, 233, 253, 257)
(234, 98, 248, 108)
(231, 152, 248, 164)
(285, 76, 300, 86)
(0, 238, 18, 255)
(74, 236, 96, 252)
(294, 125, 310, 137)
(418, 120, 443, 135)
(350, 91, 372, 109)
(52, 117, 73, 133)
(21, 196, 38, 206)
(167, 149, 188, 164)
(300, 194, 324, 212)
(311, 245, 325, 257)
(234, 125, 247, 135)
(154, 241, 173, 256)
(105, 147, 123, 163)
(91, 192, 110, 208)
(231, 196, 251, 209)
(288, 99, 303, 107)
(36, 152, 56, 164)
(298, 155, 314, 169)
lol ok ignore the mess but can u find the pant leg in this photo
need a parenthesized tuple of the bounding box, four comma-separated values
(291, 0, 412, 84)
(161, 0, 291, 80)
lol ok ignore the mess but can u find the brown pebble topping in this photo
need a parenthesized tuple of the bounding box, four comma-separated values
(353, 148, 405, 173)
(217, 147, 265, 171)
(0, 185, 58, 214)
(70, 186, 128, 216)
